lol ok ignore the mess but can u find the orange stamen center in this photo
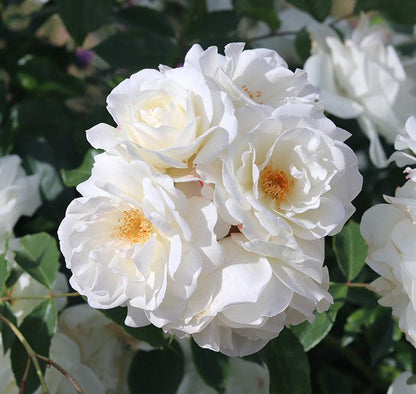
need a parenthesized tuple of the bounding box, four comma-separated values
(113, 209, 153, 245)
(260, 166, 294, 205)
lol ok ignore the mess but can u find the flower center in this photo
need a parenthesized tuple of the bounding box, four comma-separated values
(241, 84, 263, 104)
(260, 166, 294, 205)
(113, 209, 153, 245)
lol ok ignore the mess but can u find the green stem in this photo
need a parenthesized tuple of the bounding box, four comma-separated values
(330, 282, 374, 291)
(0, 314, 49, 393)
(0, 292, 80, 303)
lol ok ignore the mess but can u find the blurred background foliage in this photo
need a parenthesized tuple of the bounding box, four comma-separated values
(2, 0, 416, 393)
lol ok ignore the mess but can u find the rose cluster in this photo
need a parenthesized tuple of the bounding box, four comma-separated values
(59, 43, 362, 356)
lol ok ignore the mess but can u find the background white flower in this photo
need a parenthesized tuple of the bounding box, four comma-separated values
(390, 116, 416, 172)
(0, 333, 105, 394)
(0, 155, 41, 237)
(361, 178, 416, 347)
(387, 372, 416, 394)
(304, 16, 416, 167)
(59, 304, 150, 394)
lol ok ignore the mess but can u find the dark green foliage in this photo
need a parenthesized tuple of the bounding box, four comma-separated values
(128, 339, 184, 394)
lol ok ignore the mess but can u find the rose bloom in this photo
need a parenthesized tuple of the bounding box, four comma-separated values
(199, 103, 362, 241)
(184, 42, 317, 109)
(0, 155, 41, 236)
(58, 151, 223, 330)
(304, 15, 416, 167)
(361, 177, 416, 347)
(165, 234, 331, 357)
(88, 65, 237, 171)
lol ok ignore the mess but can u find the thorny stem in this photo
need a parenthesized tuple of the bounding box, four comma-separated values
(19, 357, 31, 394)
(0, 313, 84, 393)
(0, 292, 80, 303)
(0, 314, 49, 393)
(247, 12, 356, 43)
(330, 12, 356, 27)
(37, 354, 84, 394)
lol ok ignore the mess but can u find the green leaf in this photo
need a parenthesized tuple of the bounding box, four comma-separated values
(117, 6, 175, 37)
(345, 306, 394, 365)
(95, 32, 180, 70)
(14, 233, 59, 289)
(191, 339, 230, 393)
(57, 0, 113, 45)
(287, 0, 332, 22)
(0, 302, 17, 354)
(0, 241, 11, 290)
(11, 299, 57, 393)
(61, 149, 98, 187)
(233, 0, 280, 29)
(99, 307, 168, 348)
(355, 0, 416, 25)
(260, 329, 311, 394)
(295, 27, 312, 64)
(128, 339, 184, 394)
(333, 221, 368, 282)
(291, 284, 347, 351)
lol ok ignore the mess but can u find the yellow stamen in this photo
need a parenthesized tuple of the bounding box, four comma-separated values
(260, 166, 294, 205)
(241, 84, 263, 104)
(113, 209, 153, 245)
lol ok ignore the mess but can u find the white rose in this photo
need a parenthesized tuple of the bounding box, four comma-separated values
(59, 304, 149, 394)
(361, 178, 416, 347)
(169, 234, 331, 357)
(58, 152, 223, 330)
(0, 155, 41, 236)
(91, 66, 237, 170)
(202, 103, 362, 241)
(387, 372, 416, 394)
(0, 333, 104, 394)
(183, 42, 317, 109)
(304, 15, 416, 167)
